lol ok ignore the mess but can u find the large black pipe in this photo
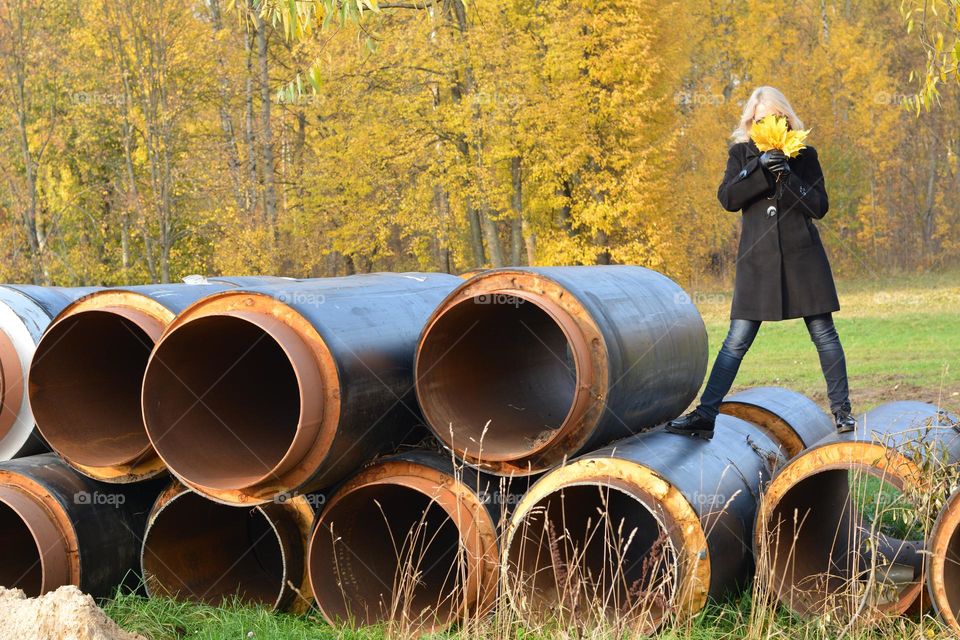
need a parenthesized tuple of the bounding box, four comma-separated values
(757, 401, 960, 619)
(720, 386, 835, 459)
(503, 415, 783, 632)
(0, 285, 100, 460)
(142, 273, 463, 505)
(28, 278, 289, 483)
(929, 485, 960, 635)
(309, 449, 526, 630)
(0, 453, 161, 597)
(141, 481, 316, 612)
(415, 266, 708, 475)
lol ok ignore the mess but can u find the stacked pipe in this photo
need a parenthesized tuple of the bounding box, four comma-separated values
(929, 487, 960, 634)
(755, 401, 960, 620)
(0, 454, 161, 597)
(0, 285, 99, 460)
(141, 481, 316, 611)
(27, 277, 292, 482)
(500, 387, 835, 632)
(307, 451, 515, 630)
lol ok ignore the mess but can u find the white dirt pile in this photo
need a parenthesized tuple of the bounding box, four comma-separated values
(0, 586, 146, 640)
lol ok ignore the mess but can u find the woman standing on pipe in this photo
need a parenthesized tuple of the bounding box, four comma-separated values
(666, 86, 856, 440)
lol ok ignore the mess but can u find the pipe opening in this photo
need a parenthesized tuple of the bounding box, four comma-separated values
(144, 316, 301, 490)
(30, 311, 154, 467)
(0, 501, 43, 596)
(311, 484, 468, 627)
(142, 492, 288, 606)
(506, 484, 677, 630)
(418, 296, 578, 460)
(765, 468, 922, 616)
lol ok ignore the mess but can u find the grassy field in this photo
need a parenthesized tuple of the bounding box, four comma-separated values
(103, 271, 960, 640)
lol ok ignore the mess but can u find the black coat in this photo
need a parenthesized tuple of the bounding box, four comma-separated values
(718, 140, 840, 321)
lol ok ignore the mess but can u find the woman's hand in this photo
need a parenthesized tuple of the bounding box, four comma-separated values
(759, 150, 790, 175)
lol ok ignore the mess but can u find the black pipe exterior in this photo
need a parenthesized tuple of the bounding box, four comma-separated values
(143, 273, 463, 505)
(502, 414, 783, 630)
(0, 285, 100, 460)
(416, 266, 708, 475)
(309, 449, 530, 629)
(757, 400, 960, 617)
(28, 279, 295, 482)
(720, 386, 835, 459)
(0, 453, 162, 597)
(141, 481, 317, 612)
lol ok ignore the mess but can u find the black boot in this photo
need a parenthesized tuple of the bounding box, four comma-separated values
(834, 407, 856, 434)
(665, 410, 715, 440)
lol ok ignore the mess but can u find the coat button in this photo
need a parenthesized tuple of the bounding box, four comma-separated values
(766, 205, 777, 217)
(739, 169, 748, 178)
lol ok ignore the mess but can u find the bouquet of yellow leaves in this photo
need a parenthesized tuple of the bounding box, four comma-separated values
(750, 114, 810, 158)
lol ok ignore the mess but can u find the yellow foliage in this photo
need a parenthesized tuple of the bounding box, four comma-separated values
(750, 114, 810, 158)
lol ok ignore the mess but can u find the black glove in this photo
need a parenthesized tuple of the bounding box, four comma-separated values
(759, 150, 790, 175)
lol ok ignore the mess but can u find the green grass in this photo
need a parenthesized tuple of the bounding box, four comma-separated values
(104, 591, 954, 639)
(104, 271, 960, 639)
(104, 593, 381, 640)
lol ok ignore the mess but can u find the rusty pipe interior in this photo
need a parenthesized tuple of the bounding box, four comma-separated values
(764, 467, 923, 617)
(309, 473, 495, 630)
(0, 500, 43, 595)
(929, 490, 960, 632)
(505, 483, 677, 631)
(416, 293, 586, 462)
(143, 314, 314, 491)
(0, 485, 71, 597)
(141, 490, 304, 609)
(942, 523, 960, 623)
(29, 309, 161, 469)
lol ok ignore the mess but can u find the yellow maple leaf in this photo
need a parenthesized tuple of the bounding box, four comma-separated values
(750, 114, 810, 158)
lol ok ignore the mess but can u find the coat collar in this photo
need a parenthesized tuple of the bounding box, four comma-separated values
(744, 139, 761, 160)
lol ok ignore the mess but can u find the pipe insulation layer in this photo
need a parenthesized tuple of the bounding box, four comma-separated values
(308, 450, 514, 630)
(28, 279, 288, 483)
(142, 273, 463, 505)
(0, 453, 161, 597)
(504, 415, 785, 632)
(415, 266, 708, 476)
(756, 401, 960, 619)
(0, 285, 100, 460)
(141, 482, 315, 612)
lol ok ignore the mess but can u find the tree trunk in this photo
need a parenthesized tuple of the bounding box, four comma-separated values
(510, 156, 524, 265)
(448, 0, 503, 267)
(208, 0, 247, 215)
(251, 3, 278, 234)
(244, 19, 258, 217)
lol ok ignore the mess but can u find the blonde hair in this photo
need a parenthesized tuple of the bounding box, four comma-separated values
(731, 86, 805, 143)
